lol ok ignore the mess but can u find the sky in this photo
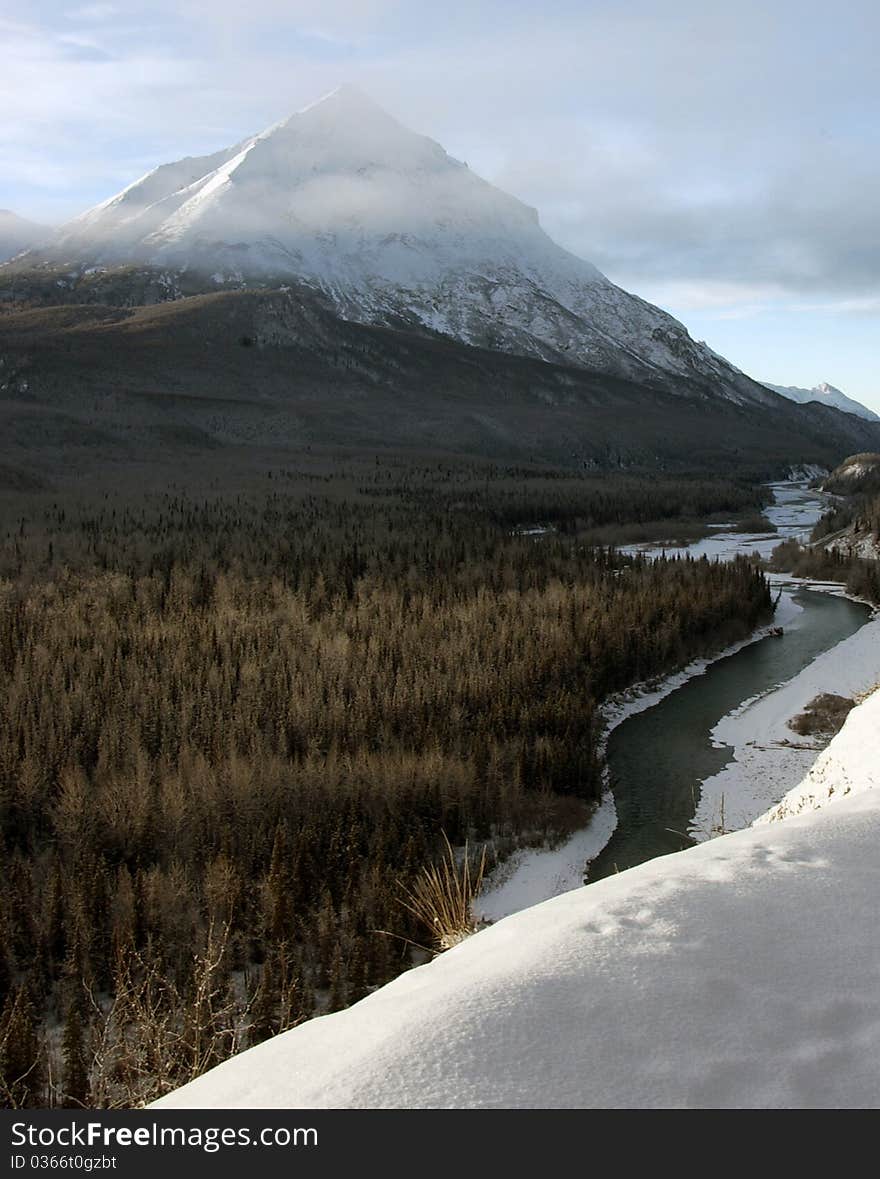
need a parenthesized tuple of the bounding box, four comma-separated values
(1, 0, 877, 410)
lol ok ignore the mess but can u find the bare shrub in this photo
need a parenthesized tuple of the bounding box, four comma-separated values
(734, 514, 776, 534)
(789, 693, 855, 737)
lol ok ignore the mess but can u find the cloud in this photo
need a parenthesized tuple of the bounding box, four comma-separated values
(793, 296, 880, 316)
(57, 33, 116, 61)
(1, 0, 878, 322)
(67, 3, 120, 20)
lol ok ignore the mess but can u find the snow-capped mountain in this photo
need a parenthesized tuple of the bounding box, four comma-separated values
(0, 210, 49, 262)
(32, 86, 777, 406)
(764, 381, 878, 422)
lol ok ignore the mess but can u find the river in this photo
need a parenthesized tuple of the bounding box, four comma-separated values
(588, 480, 870, 882)
(478, 480, 874, 919)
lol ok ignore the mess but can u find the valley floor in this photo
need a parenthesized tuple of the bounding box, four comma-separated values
(154, 687, 880, 1110)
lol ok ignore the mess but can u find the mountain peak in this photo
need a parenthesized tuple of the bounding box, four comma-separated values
(270, 84, 408, 144)
(765, 380, 879, 422)
(299, 83, 379, 116)
(237, 83, 449, 184)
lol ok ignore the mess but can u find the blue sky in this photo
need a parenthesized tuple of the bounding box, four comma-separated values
(2, 0, 877, 409)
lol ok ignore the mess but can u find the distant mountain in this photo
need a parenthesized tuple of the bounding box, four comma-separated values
(764, 381, 878, 422)
(0, 210, 49, 262)
(8, 86, 781, 409)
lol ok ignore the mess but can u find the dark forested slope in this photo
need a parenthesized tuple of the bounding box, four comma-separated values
(1, 285, 878, 491)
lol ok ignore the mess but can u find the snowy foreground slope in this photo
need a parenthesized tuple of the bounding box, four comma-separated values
(156, 690, 880, 1110)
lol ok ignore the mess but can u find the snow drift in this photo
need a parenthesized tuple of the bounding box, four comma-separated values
(155, 687, 880, 1110)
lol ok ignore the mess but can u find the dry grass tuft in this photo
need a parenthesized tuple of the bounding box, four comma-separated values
(399, 834, 487, 952)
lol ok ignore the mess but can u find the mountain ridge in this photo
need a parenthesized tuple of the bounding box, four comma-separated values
(1, 284, 878, 493)
(764, 381, 878, 422)
(0, 209, 50, 263)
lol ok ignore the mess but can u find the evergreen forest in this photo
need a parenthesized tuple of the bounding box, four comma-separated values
(0, 461, 773, 1106)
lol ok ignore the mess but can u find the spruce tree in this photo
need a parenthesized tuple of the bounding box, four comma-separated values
(61, 1001, 90, 1108)
(0, 986, 45, 1108)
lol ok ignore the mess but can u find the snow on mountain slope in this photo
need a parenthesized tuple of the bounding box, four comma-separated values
(67, 143, 248, 250)
(155, 687, 880, 1110)
(38, 87, 775, 404)
(765, 381, 879, 422)
(0, 210, 49, 262)
(823, 451, 880, 494)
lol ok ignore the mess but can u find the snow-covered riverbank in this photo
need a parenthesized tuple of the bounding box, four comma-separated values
(680, 478, 878, 834)
(757, 687, 880, 824)
(619, 479, 825, 563)
(476, 590, 804, 921)
(691, 613, 880, 837)
(476, 794, 616, 923)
